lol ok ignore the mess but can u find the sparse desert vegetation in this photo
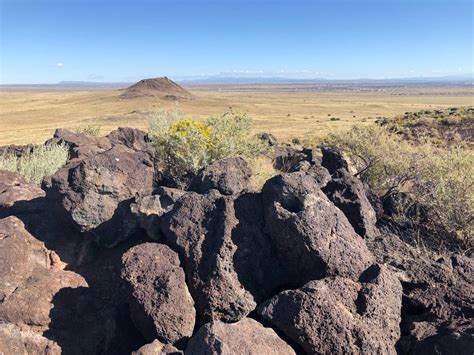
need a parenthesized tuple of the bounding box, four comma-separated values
(1, 84, 472, 145)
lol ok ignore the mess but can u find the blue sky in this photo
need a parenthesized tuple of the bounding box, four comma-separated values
(0, 0, 472, 84)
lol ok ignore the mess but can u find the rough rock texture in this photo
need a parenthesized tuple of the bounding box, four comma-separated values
(323, 169, 379, 238)
(321, 145, 348, 174)
(258, 264, 402, 354)
(132, 339, 182, 355)
(189, 157, 252, 195)
(0, 216, 87, 353)
(257, 132, 278, 146)
(367, 233, 474, 354)
(130, 187, 185, 241)
(46, 128, 112, 160)
(106, 127, 153, 153)
(0, 323, 61, 355)
(43, 143, 155, 247)
(0, 170, 45, 217)
(186, 318, 296, 355)
(162, 191, 284, 323)
(121, 243, 195, 346)
(262, 171, 375, 284)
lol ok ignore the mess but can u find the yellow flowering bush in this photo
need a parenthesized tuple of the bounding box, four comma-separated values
(149, 109, 267, 183)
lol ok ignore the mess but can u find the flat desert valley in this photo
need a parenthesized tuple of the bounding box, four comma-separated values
(1, 83, 472, 146)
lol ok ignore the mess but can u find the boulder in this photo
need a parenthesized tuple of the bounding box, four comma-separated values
(130, 187, 185, 241)
(189, 157, 252, 195)
(0, 170, 45, 217)
(132, 339, 182, 355)
(262, 172, 375, 284)
(257, 265, 402, 354)
(0, 144, 34, 158)
(186, 318, 296, 355)
(43, 143, 155, 247)
(162, 191, 284, 323)
(257, 132, 278, 146)
(271, 146, 308, 172)
(121, 243, 196, 346)
(322, 169, 378, 238)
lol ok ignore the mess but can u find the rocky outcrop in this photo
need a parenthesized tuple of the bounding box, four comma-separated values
(162, 191, 284, 323)
(121, 243, 195, 346)
(189, 157, 252, 195)
(258, 264, 402, 354)
(262, 171, 375, 284)
(186, 318, 296, 355)
(0, 127, 471, 355)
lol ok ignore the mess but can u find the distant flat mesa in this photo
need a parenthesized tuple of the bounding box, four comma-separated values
(120, 77, 193, 100)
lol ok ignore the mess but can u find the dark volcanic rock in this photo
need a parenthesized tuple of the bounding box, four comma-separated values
(0, 170, 45, 217)
(106, 127, 153, 153)
(0, 216, 87, 353)
(367, 234, 474, 354)
(189, 157, 252, 195)
(257, 132, 278, 146)
(186, 318, 296, 355)
(0, 144, 34, 158)
(43, 143, 155, 247)
(130, 187, 185, 241)
(258, 265, 402, 354)
(162, 191, 284, 323)
(323, 169, 379, 238)
(46, 128, 112, 160)
(321, 145, 348, 174)
(121, 243, 195, 346)
(262, 171, 375, 284)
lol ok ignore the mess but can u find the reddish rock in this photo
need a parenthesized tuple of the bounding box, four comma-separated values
(121, 243, 196, 346)
(186, 318, 296, 355)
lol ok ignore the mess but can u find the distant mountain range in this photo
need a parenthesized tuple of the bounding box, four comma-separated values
(1, 74, 472, 88)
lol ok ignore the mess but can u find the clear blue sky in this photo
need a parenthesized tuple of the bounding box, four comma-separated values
(1, 0, 472, 84)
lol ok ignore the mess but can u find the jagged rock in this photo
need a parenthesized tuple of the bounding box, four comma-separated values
(121, 243, 196, 346)
(106, 127, 153, 153)
(132, 339, 182, 355)
(321, 145, 348, 174)
(262, 172, 375, 284)
(0, 323, 61, 355)
(189, 157, 252, 195)
(186, 318, 296, 355)
(367, 234, 474, 354)
(323, 169, 378, 238)
(46, 128, 112, 160)
(257, 265, 402, 354)
(162, 191, 284, 323)
(0, 170, 45, 217)
(130, 187, 185, 241)
(43, 143, 155, 247)
(307, 164, 331, 187)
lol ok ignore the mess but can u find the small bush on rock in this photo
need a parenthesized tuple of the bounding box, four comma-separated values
(76, 124, 102, 136)
(149, 110, 267, 181)
(327, 124, 473, 247)
(0, 143, 69, 184)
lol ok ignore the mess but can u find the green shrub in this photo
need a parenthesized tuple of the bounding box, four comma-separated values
(327, 124, 473, 247)
(76, 124, 101, 136)
(0, 143, 69, 184)
(149, 110, 267, 181)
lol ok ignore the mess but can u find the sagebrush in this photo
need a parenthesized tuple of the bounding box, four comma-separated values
(149, 110, 267, 181)
(0, 143, 69, 184)
(327, 124, 473, 247)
